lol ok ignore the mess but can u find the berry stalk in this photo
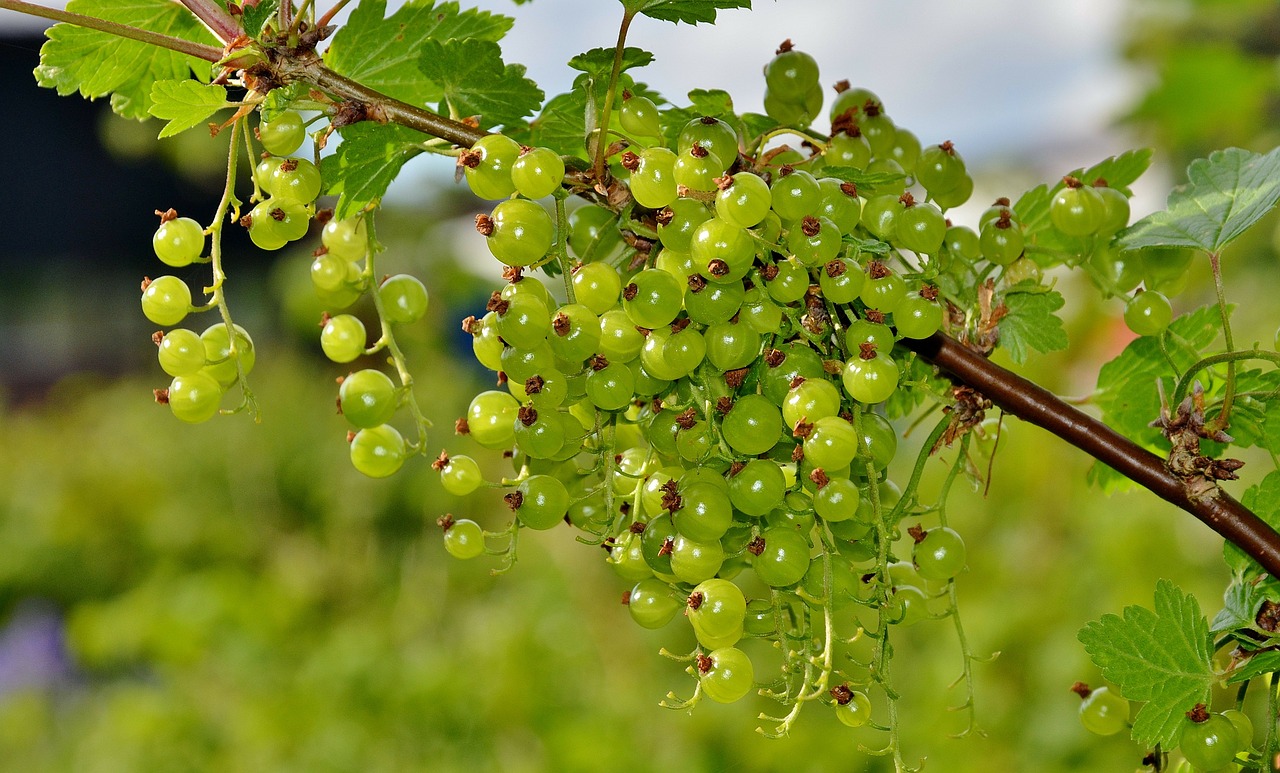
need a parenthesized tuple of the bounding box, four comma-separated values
(903, 331, 1280, 577)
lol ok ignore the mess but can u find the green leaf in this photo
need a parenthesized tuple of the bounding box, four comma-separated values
(815, 166, 907, 199)
(1118, 147, 1280, 254)
(1225, 471, 1280, 577)
(567, 47, 654, 81)
(1224, 368, 1280, 451)
(622, 0, 751, 25)
(240, 0, 279, 36)
(1077, 579, 1214, 748)
(1211, 581, 1263, 634)
(148, 80, 227, 138)
(325, 0, 512, 108)
(34, 0, 218, 120)
(1093, 305, 1222, 451)
(995, 286, 1068, 365)
(1225, 649, 1280, 685)
(320, 123, 425, 220)
(417, 40, 543, 129)
(1078, 149, 1154, 195)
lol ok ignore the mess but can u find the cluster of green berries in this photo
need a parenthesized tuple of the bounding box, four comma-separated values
(1074, 687, 1253, 771)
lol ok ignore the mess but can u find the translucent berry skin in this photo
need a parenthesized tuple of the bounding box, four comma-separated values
(378, 274, 429, 324)
(259, 110, 306, 156)
(1179, 713, 1240, 771)
(1077, 686, 1129, 736)
(443, 519, 485, 559)
(515, 474, 570, 530)
(485, 199, 555, 266)
(620, 93, 663, 139)
(913, 526, 966, 581)
(141, 276, 192, 326)
(349, 424, 406, 478)
(320, 314, 367, 363)
(1050, 185, 1104, 237)
(157, 329, 205, 377)
(321, 217, 368, 261)
(699, 647, 754, 704)
(339, 369, 398, 429)
(200, 323, 255, 387)
(167, 372, 223, 424)
(1124, 290, 1173, 337)
(266, 157, 322, 204)
(153, 217, 204, 267)
(439, 454, 483, 496)
(754, 527, 811, 587)
(464, 134, 520, 200)
(510, 146, 566, 200)
(628, 578, 681, 629)
(835, 690, 872, 728)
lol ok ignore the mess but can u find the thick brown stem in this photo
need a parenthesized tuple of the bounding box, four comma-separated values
(309, 65, 489, 148)
(903, 332, 1280, 577)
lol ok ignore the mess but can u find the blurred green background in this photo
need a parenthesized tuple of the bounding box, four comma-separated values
(1, 1, 1280, 770)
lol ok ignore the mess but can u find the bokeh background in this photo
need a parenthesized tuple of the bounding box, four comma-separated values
(0, 0, 1279, 770)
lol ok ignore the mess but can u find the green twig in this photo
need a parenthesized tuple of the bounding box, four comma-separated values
(592, 9, 636, 182)
(1170, 349, 1280, 411)
(1206, 251, 1237, 430)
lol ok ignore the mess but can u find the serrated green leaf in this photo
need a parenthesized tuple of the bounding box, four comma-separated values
(1211, 581, 1263, 634)
(816, 166, 907, 199)
(1078, 149, 1154, 195)
(320, 123, 424, 220)
(240, 0, 279, 36)
(1225, 471, 1280, 577)
(622, 0, 751, 25)
(996, 287, 1068, 365)
(1077, 579, 1214, 748)
(34, 0, 218, 120)
(417, 39, 542, 129)
(1093, 305, 1222, 450)
(1224, 368, 1280, 451)
(567, 47, 654, 81)
(325, 0, 511, 108)
(1118, 147, 1280, 254)
(148, 80, 227, 138)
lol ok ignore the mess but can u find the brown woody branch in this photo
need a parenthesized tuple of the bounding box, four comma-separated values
(903, 332, 1280, 578)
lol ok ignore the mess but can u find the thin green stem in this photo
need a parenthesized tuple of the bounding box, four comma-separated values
(0, 0, 225, 61)
(1266, 676, 1278, 770)
(1170, 349, 1280, 410)
(286, 0, 317, 37)
(1207, 251, 1238, 430)
(204, 119, 258, 420)
(592, 9, 635, 182)
(553, 195, 576, 303)
(362, 215, 432, 451)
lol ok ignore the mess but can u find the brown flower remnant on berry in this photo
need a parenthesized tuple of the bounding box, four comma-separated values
(765, 348, 786, 368)
(715, 174, 735, 191)
(830, 110, 858, 138)
(661, 479, 683, 513)
(622, 282, 640, 301)
(1257, 599, 1280, 632)
(862, 100, 882, 118)
(840, 182, 858, 198)
(655, 207, 675, 227)
(687, 273, 708, 293)
(825, 259, 847, 279)
(1069, 681, 1092, 699)
(153, 388, 170, 404)
(279, 158, 298, 173)
(517, 406, 538, 426)
(937, 140, 955, 155)
(504, 491, 524, 511)
(1062, 175, 1084, 189)
(151, 330, 165, 346)
(269, 207, 287, 222)
(1185, 703, 1210, 723)
(431, 451, 450, 471)
(671, 317, 691, 334)
(474, 213, 495, 236)
(708, 259, 730, 277)
(629, 521, 646, 535)
(789, 375, 807, 390)
(793, 419, 814, 439)
(747, 536, 766, 556)
(155, 208, 179, 224)
(715, 396, 734, 415)
(620, 591, 631, 606)
(775, 38, 794, 54)
(822, 360, 843, 376)
(318, 311, 332, 327)
(658, 537, 674, 557)
(899, 192, 916, 208)
(501, 266, 523, 284)
(791, 444, 805, 463)
(907, 524, 927, 544)
(435, 513, 456, 531)
(689, 144, 710, 160)
(725, 367, 749, 389)
(485, 291, 508, 315)
(728, 461, 746, 477)
(859, 342, 879, 360)
(588, 354, 609, 371)
(140, 276, 154, 292)
(830, 683, 853, 705)
(345, 430, 357, 443)
(495, 371, 507, 386)
(920, 284, 939, 302)
(454, 417, 470, 435)
(801, 216, 821, 237)
(867, 260, 891, 280)
(809, 468, 830, 489)
(865, 309, 886, 324)
(675, 407, 699, 429)
(687, 591, 705, 610)
(759, 263, 780, 281)
(524, 375, 544, 395)
(695, 653, 714, 674)
(461, 315, 481, 335)
(620, 151, 640, 172)
(456, 148, 482, 169)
